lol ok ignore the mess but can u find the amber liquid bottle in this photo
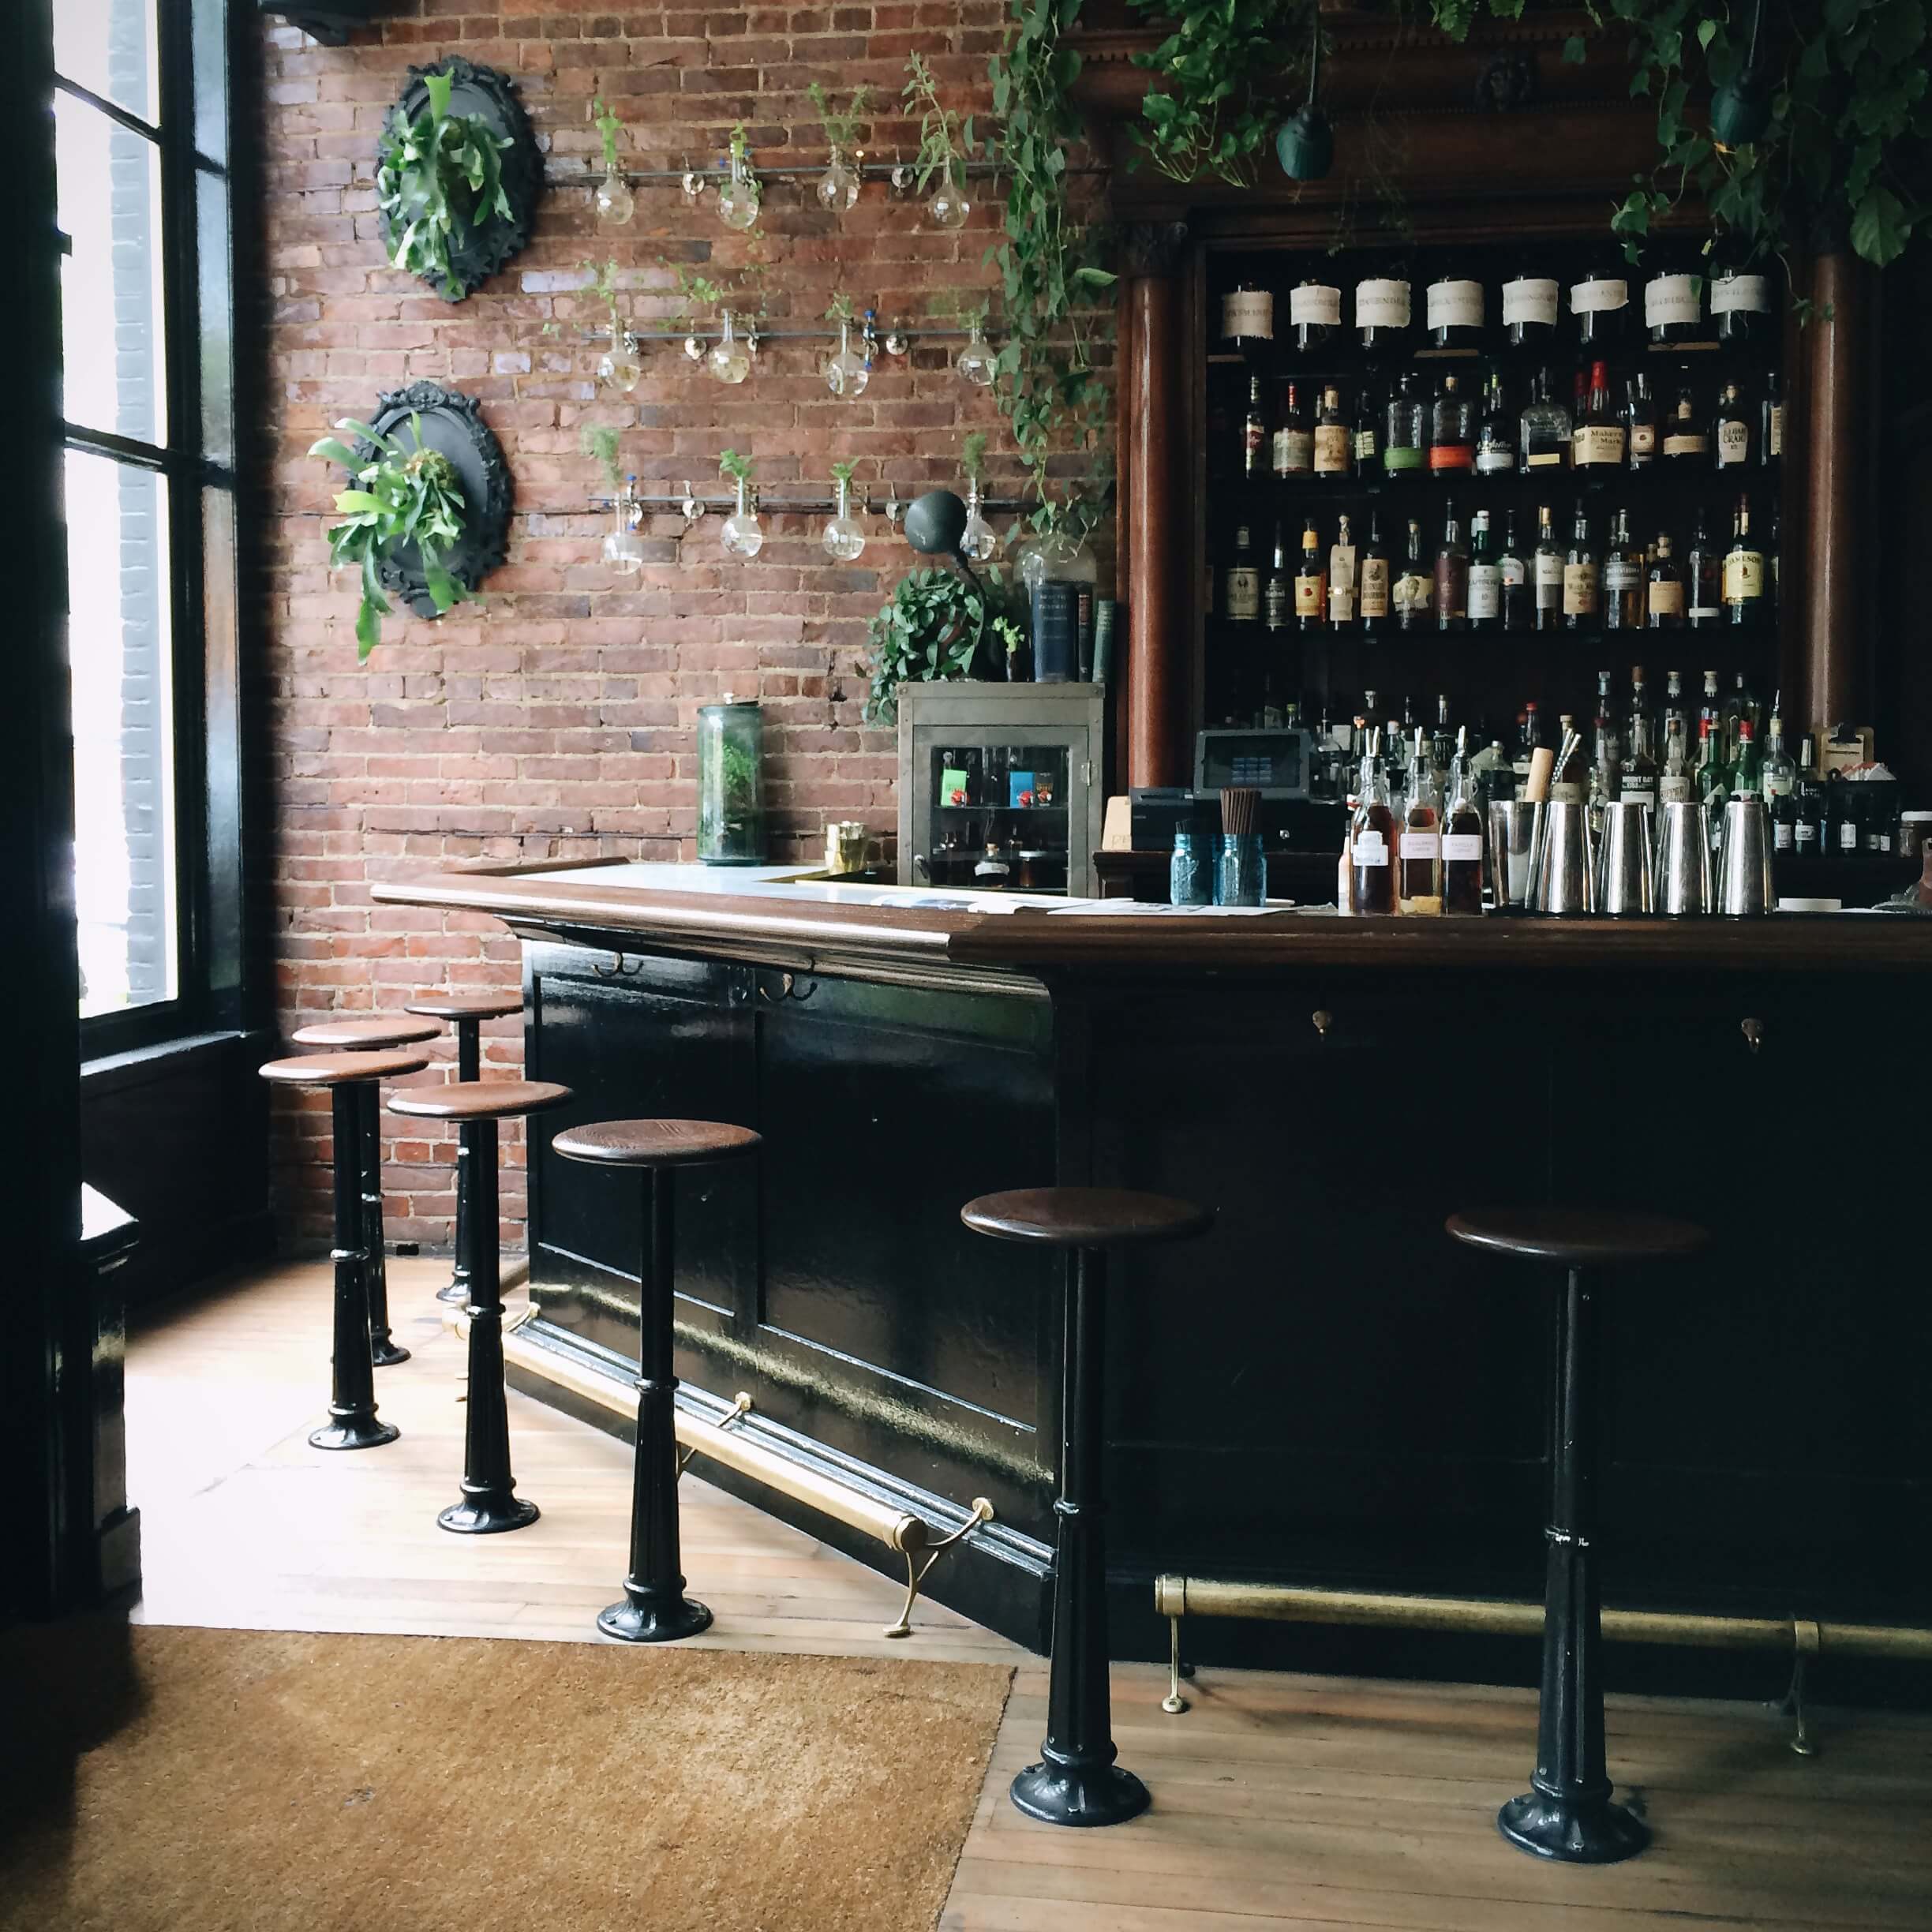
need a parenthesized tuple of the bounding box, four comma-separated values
(1349, 733, 1398, 915)
(1441, 727, 1486, 915)
(1398, 729, 1444, 916)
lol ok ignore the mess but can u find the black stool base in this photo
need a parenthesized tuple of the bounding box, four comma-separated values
(371, 1337, 412, 1367)
(435, 1278, 468, 1306)
(1498, 1791, 1649, 1864)
(309, 1415, 399, 1452)
(597, 1593, 713, 1644)
(439, 1492, 539, 1535)
(1010, 1760, 1151, 1829)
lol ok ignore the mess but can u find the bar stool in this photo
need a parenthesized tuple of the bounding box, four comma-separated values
(259, 1049, 430, 1450)
(290, 1013, 444, 1366)
(388, 1079, 571, 1533)
(962, 1185, 1213, 1829)
(1447, 1205, 1708, 1864)
(552, 1118, 762, 1642)
(404, 991, 527, 1307)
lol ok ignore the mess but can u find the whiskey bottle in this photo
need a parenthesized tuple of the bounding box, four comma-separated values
(1602, 507, 1645, 631)
(1398, 729, 1444, 915)
(1589, 670, 1621, 813)
(1290, 275, 1342, 354)
(1466, 507, 1500, 632)
(1763, 702, 1798, 830)
(1441, 728, 1486, 915)
(1572, 359, 1627, 469)
(1571, 258, 1631, 350)
(1658, 717, 1693, 803)
(1353, 383, 1383, 475)
(1713, 380, 1754, 470)
(1646, 532, 1685, 627)
(1427, 273, 1485, 350)
(1358, 512, 1391, 634)
(1241, 373, 1267, 482)
(1644, 259, 1703, 345)
(1662, 668, 1687, 751)
(1328, 513, 1358, 627)
(1395, 517, 1433, 631)
(1698, 668, 1723, 750)
(1348, 730, 1398, 914)
(1761, 368, 1783, 470)
(1502, 273, 1559, 354)
(1724, 669, 1762, 760)
(1496, 510, 1529, 631)
(1512, 702, 1544, 787)
(1686, 511, 1723, 627)
(1626, 371, 1657, 469)
(1383, 373, 1425, 478)
(1473, 369, 1517, 477)
(1532, 504, 1563, 632)
(1272, 380, 1314, 477)
(1435, 501, 1470, 631)
(1354, 271, 1412, 358)
(1294, 519, 1326, 632)
(1314, 384, 1351, 478)
(1563, 500, 1599, 631)
(1724, 496, 1765, 628)
(1224, 523, 1261, 623)
(1663, 370, 1709, 462)
(1695, 716, 1730, 827)
(1264, 522, 1292, 631)
(1519, 368, 1571, 470)
(1429, 373, 1475, 472)
(1623, 668, 1659, 810)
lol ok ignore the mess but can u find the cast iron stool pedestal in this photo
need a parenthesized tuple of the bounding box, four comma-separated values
(1447, 1205, 1708, 1865)
(552, 1118, 762, 1642)
(962, 1186, 1214, 1829)
(291, 1014, 445, 1365)
(259, 1050, 430, 1450)
(405, 992, 527, 1307)
(388, 1077, 573, 1533)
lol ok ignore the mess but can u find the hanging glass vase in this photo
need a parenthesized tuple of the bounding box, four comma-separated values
(825, 320, 871, 399)
(707, 310, 751, 386)
(955, 320, 996, 387)
(721, 475, 764, 560)
(817, 142, 861, 214)
(926, 159, 970, 230)
(717, 138, 761, 232)
(822, 475, 866, 561)
(598, 327, 642, 395)
(594, 163, 635, 228)
(960, 479, 1000, 564)
(696, 696, 766, 865)
(602, 477, 646, 575)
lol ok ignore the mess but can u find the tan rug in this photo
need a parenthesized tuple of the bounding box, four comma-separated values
(0, 1622, 1013, 1932)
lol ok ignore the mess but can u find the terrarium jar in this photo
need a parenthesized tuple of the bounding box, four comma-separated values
(707, 310, 751, 385)
(598, 328, 642, 394)
(960, 480, 1000, 563)
(822, 477, 866, 561)
(594, 163, 635, 228)
(602, 480, 646, 575)
(720, 475, 763, 560)
(1021, 523, 1094, 683)
(824, 320, 871, 399)
(697, 696, 766, 865)
(926, 160, 970, 230)
(717, 140, 761, 231)
(955, 321, 996, 387)
(817, 142, 861, 214)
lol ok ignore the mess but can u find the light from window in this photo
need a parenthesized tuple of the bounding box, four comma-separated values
(54, 0, 159, 125)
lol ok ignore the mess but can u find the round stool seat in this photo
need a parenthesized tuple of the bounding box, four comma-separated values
(405, 991, 525, 1021)
(961, 1186, 1211, 1250)
(260, 1050, 429, 1086)
(388, 1080, 571, 1122)
(552, 1119, 761, 1167)
(1447, 1207, 1707, 1267)
(291, 1016, 444, 1050)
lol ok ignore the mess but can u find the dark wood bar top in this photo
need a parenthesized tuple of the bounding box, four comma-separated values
(372, 859, 1932, 979)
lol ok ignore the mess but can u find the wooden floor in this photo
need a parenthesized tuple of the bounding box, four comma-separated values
(129, 1260, 1932, 1932)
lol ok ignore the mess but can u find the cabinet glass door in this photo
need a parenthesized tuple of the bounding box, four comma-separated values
(917, 734, 1076, 893)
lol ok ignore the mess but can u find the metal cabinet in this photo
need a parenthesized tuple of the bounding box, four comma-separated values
(896, 682, 1108, 897)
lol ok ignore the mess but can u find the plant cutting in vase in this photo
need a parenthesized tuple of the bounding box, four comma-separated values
(310, 414, 477, 660)
(862, 564, 1025, 723)
(904, 53, 975, 228)
(591, 95, 635, 227)
(809, 82, 870, 212)
(376, 69, 515, 300)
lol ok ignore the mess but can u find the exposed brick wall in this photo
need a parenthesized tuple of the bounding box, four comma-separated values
(256, 0, 1103, 1247)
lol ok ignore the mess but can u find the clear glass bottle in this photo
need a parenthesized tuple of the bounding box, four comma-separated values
(1563, 500, 1598, 631)
(720, 474, 764, 559)
(1589, 668, 1621, 818)
(1383, 373, 1425, 478)
(697, 696, 766, 863)
(1169, 821, 1211, 905)
(1763, 702, 1798, 811)
(824, 319, 871, 399)
(960, 479, 1000, 563)
(1571, 257, 1631, 350)
(717, 133, 761, 231)
(1502, 273, 1559, 354)
(1519, 369, 1571, 470)
(1222, 278, 1275, 353)
(1349, 731, 1398, 915)
(1428, 373, 1474, 473)
(822, 473, 866, 560)
(817, 141, 861, 214)
(1602, 506, 1645, 630)
(1290, 275, 1340, 354)
(1427, 273, 1485, 350)
(599, 328, 643, 395)
(926, 158, 970, 230)
(602, 474, 646, 575)
(1398, 729, 1443, 915)
(1658, 717, 1693, 804)
(1644, 257, 1702, 344)
(955, 321, 997, 388)
(1354, 271, 1411, 359)
(1711, 249, 1773, 346)
(595, 163, 635, 228)
(708, 310, 752, 385)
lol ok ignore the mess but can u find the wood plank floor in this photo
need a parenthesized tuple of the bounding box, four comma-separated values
(129, 1260, 1932, 1932)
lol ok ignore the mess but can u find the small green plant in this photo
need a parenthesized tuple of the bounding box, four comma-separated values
(583, 256, 624, 335)
(808, 82, 871, 150)
(593, 96, 626, 172)
(863, 565, 1022, 723)
(824, 291, 857, 324)
(309, 414, 475, 661)
(719, 448, 754, 485)
(1126, 0, 1301, 187)
(962, 431, 988, 481)
(830, 458, 858, 486)
(376, 69, 515, 300)
(579, 423, 623, 493)
(904, 53, 975, 191)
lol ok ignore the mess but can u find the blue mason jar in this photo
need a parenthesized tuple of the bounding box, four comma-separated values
(1214, 832, 1264, 907)
(1170, 829, 1210, 906)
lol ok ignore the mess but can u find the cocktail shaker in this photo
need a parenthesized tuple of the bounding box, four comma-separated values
(1717, 796, 1776, 915)
(1486, 801, 1544, 912)
(1530, 800, 1595, 915)
(1594, 800, 1654, 916)
(1653, 799, 1712, 915)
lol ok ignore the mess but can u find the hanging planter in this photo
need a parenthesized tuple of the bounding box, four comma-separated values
(376, 58, 541, 303)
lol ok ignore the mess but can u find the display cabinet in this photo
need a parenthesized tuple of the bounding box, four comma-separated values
(896, 683, 1108, 897)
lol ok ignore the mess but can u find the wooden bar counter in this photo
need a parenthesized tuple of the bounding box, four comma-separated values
(373, 862, 1932, 1686)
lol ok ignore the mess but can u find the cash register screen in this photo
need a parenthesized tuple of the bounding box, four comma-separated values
(1196, 729, 1309, 798)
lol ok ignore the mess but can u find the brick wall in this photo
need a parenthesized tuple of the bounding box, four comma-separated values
(257, 0, 1101, 1246)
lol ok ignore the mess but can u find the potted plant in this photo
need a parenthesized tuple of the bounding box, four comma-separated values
(862, 564, 1025, 723)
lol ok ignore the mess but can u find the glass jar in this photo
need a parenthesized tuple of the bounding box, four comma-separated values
(720, 474, 763, 560)
(602, 478, 645, 575)
(817, 142, 860, 214)
(1214, 833, 1264, 907)
(956, 321, 997, 386)
(960, 479, 1000, 563)
(824, 319, 870, 399)
(707, 310, 751, 386)
(1170, 826, 1210, 905)
(696, 697, 766, 864)
(717, 137, 760, 231)
(1020, 524, 1094, 682)
(594, 163, 635, 228)
(822, 475, 866, 560)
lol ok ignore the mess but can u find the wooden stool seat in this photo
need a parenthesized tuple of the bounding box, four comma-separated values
(260, 1050, 429, 1086)
(405, 991, 525, 1022)
(290, 1016, 444, 1051)
(388, 1080, 571, 1123)
(1447, 1207, 1708, 1267)
(552, 1119, 762, 1167)
(961, 1186, 1212, 1250)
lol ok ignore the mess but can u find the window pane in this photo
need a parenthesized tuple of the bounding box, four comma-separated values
(66, 451, 178, 1018)
(193, 0, 230, 164)
(54, 0, 159, 125)
(55, 92, 167, 447)
(198, 170, 234, 465)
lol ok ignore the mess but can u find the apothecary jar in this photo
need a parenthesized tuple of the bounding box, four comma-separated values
(697, 696, 766, 865)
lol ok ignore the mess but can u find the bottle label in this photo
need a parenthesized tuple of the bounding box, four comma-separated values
(1562, 561, 1599, 615)
(1645, 273, 1702, 328)
(1648, 578, 1684, 616)
(1358, 558, 1391, 616)
(1474, 445, 1517, 474)
(1573, 424, 1626, 466)
(1428, 443, 1473, 471)
(1290, 283, 1342, 326)
(1442, 833, 1483, 861)
(1795, 818, 1818, 850)
(1570, 276, 1629, 315)
(1314, 424, 1350, 473)
(1773, 818, 1794, 851)
(1723, 551, 1765, 601)
(1664, 430, 1709, 459)
(1264, 579, 1290, 629)
(1354, 279, 1411, 329)
(1244, 421, 1265, 463)
(1688, 601, 1721, 622)
(1294, 571, 1324, 617)
(1353, 428, 1379, 463)
(1526, 448, 1565, 469)
(1401, 831, 1442, 859)
(1533, 553, 1563, 606)
(1434, 563, 1466, 618)
(1329, 581, 1356, 624)
(1393, 571, 1432, 615)
(1225, 567, 1261, 620)
(1354, 831, 1389, 865)
(1502, 278, 1559, 327)
(1551, 780, 1586, 804)
(1769, 403, 1784, 457)
(1468, 563, 1501, 619)
(1329, 542, 1357, 599)
(1766, 773, 1794, 799)
(1426, 279, 1485, 331)
(1621, 777, 1658, 810)
(1712, 272, 1770, 316)
(1661, 774, 1692, 803)
(1630, 422, 1657, 458)
(1717, 420, 1750, 466)
(1271, 429, 1314, 474)
(1840, 820, 1859, 852)
(1222, 289, 1275, 339)
(1604, 559, 1641, 592)
(1383, 444, 1424, 472)
(1499, 556, 1526, 586)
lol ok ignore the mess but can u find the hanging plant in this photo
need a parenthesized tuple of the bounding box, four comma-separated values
(1126, 0, 1303, 186)
(904, 53, 975, 227)
(863, 566, 1022, 723)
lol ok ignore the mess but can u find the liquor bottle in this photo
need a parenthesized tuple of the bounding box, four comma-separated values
(1698, 668, 1723, 750)
(1224, 522, 1261, 623)
(1383, 373, 1425, 478)
(1623, 668, 1659, 810)
(1646, 532, 1685, 627)
(1354, 270, 1412, 358)
(1471, 735, 1513, 809)
(1294, 519, 1326, 632)
(1663, 669, 1687, 751)
(1686, 510, 1723, 627)
(1348, 730, 1398, 914)
(1432, 694, 1456, 784)
(1659, 717, 1693, 803)
(1731, 717, 1762, 797)
(1398, 728, 1444, 914)
(1241, 374, 1267, 481)
(1713, 380, 1754, 470)
(1724, 496, 1765, 628)
(1429, 373, 1474, 472)
(1441, 730, 1485, 914)
(1602, 507, 1645, 631)
(1645, 257, 1703, 345)
(1272, 380, 1313, 477)
(1571, 258, 1631, 350)
(1495, 509, 1528, 632)
(1724, 669, 1761, 762)
(1473, 370, 1516, 477)
(1511, 702, 1543, 787)
(1626, 371, 1657, 470)
(1589, 670, 1621, 814)
(1290, 275, 1342, 354)
(1466, 507, 1500, 632)
(1328, 513, 1358, 627)
(1502, 272, 1559, 354)
(1532, 504, 1563, 631)
(1572, 359, 1627, 469)
(1395, 517, 1433, 631)
(1313, 384, 1351, 478)
(1763, 701, 1798, 836)
(1563, 500, 1599, 631)
(1663, 370, 1709, 462)
(1221, 279, 1275, 354)
(1761, 368, 1783, 470)
(1353, 383, 1383, 475)
(1435, 501, 1469, 631)
(1264, 522, 1292, 631)
(1426, 273, 1485, 351)
(1710, 250, 1773, 346)
(1695, 715, 1730, 827)
(1358, 512, 1391, 634)
(1793, 734, 1824, 853)
(1519, 368, 1571, 470)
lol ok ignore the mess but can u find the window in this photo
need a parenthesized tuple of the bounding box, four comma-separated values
(54, 0, 238, 1038)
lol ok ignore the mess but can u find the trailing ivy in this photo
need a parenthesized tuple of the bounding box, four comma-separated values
(1125, 0, 1305, 185)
